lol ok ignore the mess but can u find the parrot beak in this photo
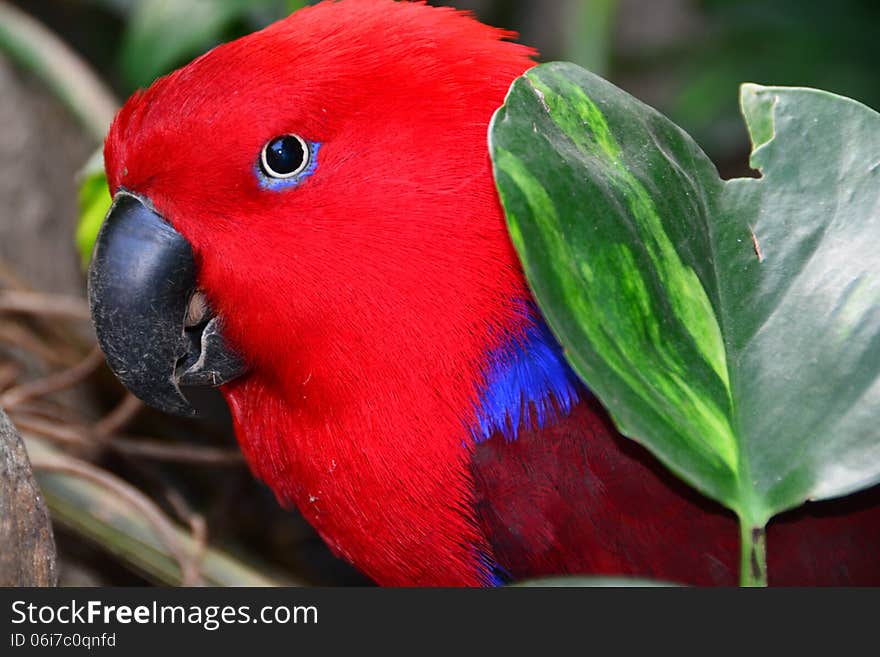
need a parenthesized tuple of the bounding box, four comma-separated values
(87, 191, 246, 417)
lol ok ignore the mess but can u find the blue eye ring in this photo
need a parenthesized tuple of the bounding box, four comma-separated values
(256, 134, 320, 191)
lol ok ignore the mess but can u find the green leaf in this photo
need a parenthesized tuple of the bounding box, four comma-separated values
(76, 151, 112, 269)
(561, 0, 618, 77)
(119, 0, 276, 89)
(489, 63, 880, 563)
(664, 0, 880, 159)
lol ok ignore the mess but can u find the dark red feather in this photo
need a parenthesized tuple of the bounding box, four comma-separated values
(472, 394, 880, 585)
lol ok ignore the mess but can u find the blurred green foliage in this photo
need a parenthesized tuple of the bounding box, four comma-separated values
(105, 0, 620, 89)
(116, 0, 308, 88)
(10, 0, 867, 263)
(661, 0, 880, 160)
(8, 0, 880, 261)
(41, 0, 877, 164)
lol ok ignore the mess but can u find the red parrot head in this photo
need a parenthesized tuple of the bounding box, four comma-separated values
(91, 0, 537, 584)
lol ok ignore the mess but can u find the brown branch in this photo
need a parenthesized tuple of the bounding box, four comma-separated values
(12, 415, 94, 452)
(0, 347, 103, 408)
(94, 393, 143, 436)
(182, 516, 207, 586)
(0, 322, 72, 366)
(156, 485, 208, 586)
(104, 437, 244, 465)
(0, 361, 21, 391)
(9, 399, 88, 427)
(0, 290, 92, 322)
(0, 263, 96, 362)
(13, 414, 243, 465)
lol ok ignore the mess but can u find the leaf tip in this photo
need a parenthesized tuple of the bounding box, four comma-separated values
(739, 83, 777, 169)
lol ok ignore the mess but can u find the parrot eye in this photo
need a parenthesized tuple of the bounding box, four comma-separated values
(260, 134, 310, 179)
(255, 134, 319, 190)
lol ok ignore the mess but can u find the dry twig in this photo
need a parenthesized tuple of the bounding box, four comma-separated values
(29, 451, 202, 586)
(0, 290, 92, 322)
(94, 393, 142, 436)
(12, 413, 243, 465)
(0, 347, 103, 408)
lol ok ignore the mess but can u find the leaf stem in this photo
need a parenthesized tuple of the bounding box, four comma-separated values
(739, 521, 767, 586)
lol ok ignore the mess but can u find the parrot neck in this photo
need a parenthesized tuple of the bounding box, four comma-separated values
(471, 311, 583, 445)
(224, 306, 584, 586)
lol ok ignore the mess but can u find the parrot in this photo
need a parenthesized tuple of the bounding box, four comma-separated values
(87, 0, 880, 586)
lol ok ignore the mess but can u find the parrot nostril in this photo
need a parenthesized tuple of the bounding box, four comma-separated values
(185, 291, 210, 328)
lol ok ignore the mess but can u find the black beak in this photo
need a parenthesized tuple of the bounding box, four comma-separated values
(87, 191, 246, 416)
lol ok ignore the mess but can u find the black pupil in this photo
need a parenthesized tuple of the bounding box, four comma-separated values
(265, 135, 306, 175)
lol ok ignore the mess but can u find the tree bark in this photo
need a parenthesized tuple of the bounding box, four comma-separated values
(0, 407, 58, 586)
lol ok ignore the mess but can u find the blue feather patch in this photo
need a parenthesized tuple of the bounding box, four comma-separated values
(470, 315, 581, 444)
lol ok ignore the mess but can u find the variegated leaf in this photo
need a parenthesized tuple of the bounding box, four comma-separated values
(490, 63, 880, 536)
